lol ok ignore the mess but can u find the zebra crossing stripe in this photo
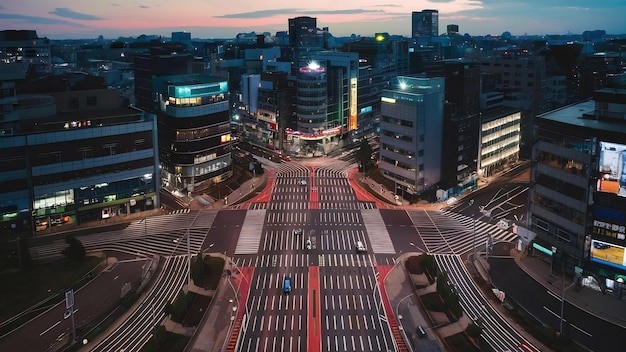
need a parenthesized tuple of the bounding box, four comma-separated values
(235, 209, 266, 254)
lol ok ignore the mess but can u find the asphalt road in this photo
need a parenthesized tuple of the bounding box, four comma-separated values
(0, 254, 146, 351)
(490, 257, 626, 351)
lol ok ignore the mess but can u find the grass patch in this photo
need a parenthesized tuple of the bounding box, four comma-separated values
(0, 256, 103, 322)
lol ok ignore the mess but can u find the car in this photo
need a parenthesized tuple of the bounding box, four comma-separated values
(594, 242, 611, 250)
(283, 277, 292, 294)
(446, 197, 457, 205)
(306, 239, 312, 250)
(299, 179, 307, 185)
(293, 228, 303, 236)
(356, 240, 367, 253)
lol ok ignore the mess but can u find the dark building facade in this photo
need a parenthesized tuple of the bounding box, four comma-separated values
(424, 61, 481, 192)
(411, 10, 439, 46)
(134, 54, 232, 193)
(529, 89, 626, 289)
(0, 85, 158, 234)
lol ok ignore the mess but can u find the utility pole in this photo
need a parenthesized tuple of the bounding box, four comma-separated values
(469, 199, 476, 261)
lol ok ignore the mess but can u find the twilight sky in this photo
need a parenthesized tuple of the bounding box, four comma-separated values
(1, 1, 625, 40)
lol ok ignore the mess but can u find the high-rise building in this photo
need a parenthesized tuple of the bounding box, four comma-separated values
(379, 76, 445, 196)
(528, 88, 626, 281)
(411, 10, 439, 45)
(342, 34, 408, 140)
(288, 16, 321, 48)
(134, 54, 232, 193)
(424, 61, 481, 191)
(288, 51, 358, 156)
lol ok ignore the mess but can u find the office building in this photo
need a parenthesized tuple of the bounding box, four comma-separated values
(134, 54, 231, 194)
(153, 74, 232, 193)
(288, 16, 322, 48)
(288, 51, 359, 156)
(478, 107, 521, 178)
(411, 10, 439, 46)
(424, 61, 481, 192)
(528, 88, 626, 289)
(378, 76, 445, 197)
(0, 30, 51, 75)
(0, 70, 158, 233)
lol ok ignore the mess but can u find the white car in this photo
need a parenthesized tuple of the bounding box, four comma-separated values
(299, 180, 307, 185)
(355, 241, 367, 253)
(446, 197, 457, 205)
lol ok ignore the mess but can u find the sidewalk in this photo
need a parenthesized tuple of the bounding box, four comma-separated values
(512, 249, 626, 329)
(187, 255, 239, 352)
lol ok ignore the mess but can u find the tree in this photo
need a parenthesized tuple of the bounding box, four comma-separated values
(18, 237, 32, 268)
(355, 139, 374, 172)
(62, 234, 86, 261)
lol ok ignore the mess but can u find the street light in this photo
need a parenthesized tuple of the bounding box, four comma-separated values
(173, 225, 194, 287)
(469, 199, 477, 261)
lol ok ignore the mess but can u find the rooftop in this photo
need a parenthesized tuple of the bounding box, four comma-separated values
(538, 100, 626, 134)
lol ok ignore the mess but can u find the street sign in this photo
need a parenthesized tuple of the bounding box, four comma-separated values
(65, 289, 74, 309)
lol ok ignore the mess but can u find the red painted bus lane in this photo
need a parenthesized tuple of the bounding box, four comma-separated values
(377, 264, 409, 352)
(225, 266, 254, 352)
(308, 266, 321, 352)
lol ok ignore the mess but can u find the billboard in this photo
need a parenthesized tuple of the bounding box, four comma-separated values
(590, 239, 626, 271)
(598, 141, 626, 197)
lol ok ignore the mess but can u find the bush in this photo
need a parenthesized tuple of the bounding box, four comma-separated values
(437, 271, 463, 319)
(405, 256, 424, 274)
(165, 290, 188, 323)
(62, 235, 85, 261)
(466, 320, 483, 339)
(191, 253, 205, 285)
(421, 254, 437, 278)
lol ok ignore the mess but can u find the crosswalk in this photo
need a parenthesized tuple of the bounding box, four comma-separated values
(439, 210, 519, 244)
(243, 253, 374, 268)
(235, 209, 267, 254)
(361, 209, 396, 254)
(30, 211, 215, 260)
(406, 210, 518, 255)
(269, 202, 310, 210)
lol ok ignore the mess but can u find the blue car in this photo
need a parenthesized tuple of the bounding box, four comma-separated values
(283, 277, 292, 294)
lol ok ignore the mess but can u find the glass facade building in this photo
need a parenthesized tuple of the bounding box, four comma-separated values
(154, 74, 232, 193)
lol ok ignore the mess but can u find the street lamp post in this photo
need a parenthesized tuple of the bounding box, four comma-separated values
(469, 199, 476, 261)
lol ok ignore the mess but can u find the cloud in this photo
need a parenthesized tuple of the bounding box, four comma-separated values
(49, 8, 104, 21)
(216, 8, 384, 19)
(0, 13, 86, 26)
(139, 5, 149, 9)
(370, 4, 402, 7)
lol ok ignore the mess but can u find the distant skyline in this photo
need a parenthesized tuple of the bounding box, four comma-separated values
(1, 1, 626, 40)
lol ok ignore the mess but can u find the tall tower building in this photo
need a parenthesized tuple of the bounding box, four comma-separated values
(412, 10, 439, 45)
(288, 16, 321, 48)
(379, 76, 445, 196)
(134, 54, 231, 193)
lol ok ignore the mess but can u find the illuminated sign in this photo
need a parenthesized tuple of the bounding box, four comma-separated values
(590, 239, 626, 271)
(64, 120, 92, 129)
(598, 141, 626, 198)
(592, 219, 626, 240)
(359, 106, 372, 114)
(381, 97, 396, 104)
(169, 81, 228, 98)
(349, 77, 357, 131)
(299, 61, 325, 73)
